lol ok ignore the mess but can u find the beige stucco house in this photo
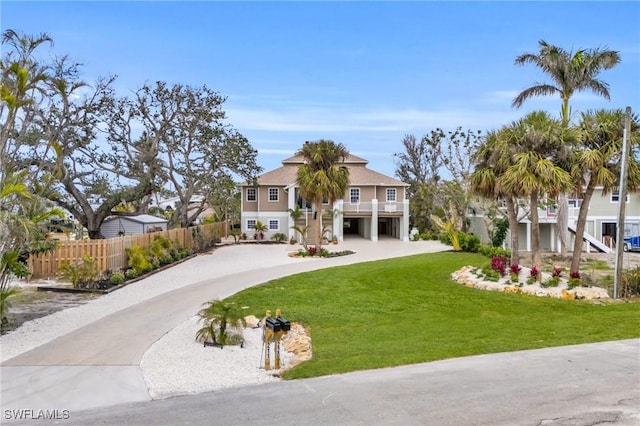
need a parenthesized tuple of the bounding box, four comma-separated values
(240, 154, 410, 242)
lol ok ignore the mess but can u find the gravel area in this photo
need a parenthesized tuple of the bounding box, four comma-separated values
(141, 317, 293, 399)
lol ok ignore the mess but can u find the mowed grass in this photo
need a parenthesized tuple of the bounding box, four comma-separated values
(225, 252, 640, 379)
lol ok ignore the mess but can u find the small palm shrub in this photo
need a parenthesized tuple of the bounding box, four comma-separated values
(196, 299, 246, 346)
(126, 246, 153, 274)
(271, 232, 287, 243)
(1, 286, 21, 325)
(149, 236, 173, 265)
(59, 254, 100, 288)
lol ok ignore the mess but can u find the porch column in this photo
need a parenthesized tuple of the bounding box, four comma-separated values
(550, 224, 558, 253)
(371, 199, 378, 241)
(288, 187, 296, 241)
(526, 222, 531, 252)
(333, 200, 343, 241)
(402, 199, 410, 241)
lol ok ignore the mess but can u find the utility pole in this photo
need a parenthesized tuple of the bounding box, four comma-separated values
(614, 107, 632, 299)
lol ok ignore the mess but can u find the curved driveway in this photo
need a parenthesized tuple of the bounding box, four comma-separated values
(1, 238, 638, 425)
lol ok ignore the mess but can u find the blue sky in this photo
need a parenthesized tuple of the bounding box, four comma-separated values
(3, 1, 639, 177)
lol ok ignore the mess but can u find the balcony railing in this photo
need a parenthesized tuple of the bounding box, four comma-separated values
(343, 201, 372, 213)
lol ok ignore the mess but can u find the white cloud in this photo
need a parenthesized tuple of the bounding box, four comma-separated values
(226, 105, 523, 135)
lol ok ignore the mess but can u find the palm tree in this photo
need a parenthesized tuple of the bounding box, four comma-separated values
(569, 109, 640, 274)
(500, 112, 574, 278)
(196, 299, 246, 346)
(512, 40, 621, 126)
(296, 140, 350, 250)
(512, 40, 621, 256)
(470, 130, 522, 266)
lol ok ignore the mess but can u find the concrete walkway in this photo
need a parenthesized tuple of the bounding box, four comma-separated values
(1, 238, 449, 413)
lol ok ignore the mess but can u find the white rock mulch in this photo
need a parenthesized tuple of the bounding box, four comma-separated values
(451, 265, 610, 300)
(140, 316, 295, 399)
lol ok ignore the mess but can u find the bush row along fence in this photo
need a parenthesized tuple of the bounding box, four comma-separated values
(27, 222, 226, 279)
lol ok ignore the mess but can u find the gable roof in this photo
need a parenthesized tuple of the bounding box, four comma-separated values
(253, 163, 408, 187)
(281, 153, 369, 165)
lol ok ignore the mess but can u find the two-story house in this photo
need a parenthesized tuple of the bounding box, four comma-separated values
(240, 154, 410, 242)
(469, 188, 640, 253)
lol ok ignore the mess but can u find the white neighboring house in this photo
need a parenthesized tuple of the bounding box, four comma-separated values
(100, 214, 168, 239)
(469, 187, 640, 253)
(149, 195, 211, 224)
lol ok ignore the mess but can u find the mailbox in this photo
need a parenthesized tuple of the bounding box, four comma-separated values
(265, 317, 282, 332)
(277, 317, 291, 332)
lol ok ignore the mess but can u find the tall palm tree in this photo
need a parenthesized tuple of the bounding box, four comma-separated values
(512, 40, 621, 126)
(500, 112, 574, 277)
(296, 140, 350, 250)
(569, 109, 640, 273)
(512, 40, 621, 256)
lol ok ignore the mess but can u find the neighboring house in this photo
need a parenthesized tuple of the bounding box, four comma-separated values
(240, 153, 410, 242)
(100, 214, 169, 239)
(469, 188, 640, 253)
(149, 195, 205, 212)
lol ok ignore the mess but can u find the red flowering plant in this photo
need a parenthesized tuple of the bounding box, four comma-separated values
(552, 266, 562, 279)
(509, 264, 522, 282)
(527, 265, 539, 284)
(568, 270, 581, 289)
(491, 256, 508, 277)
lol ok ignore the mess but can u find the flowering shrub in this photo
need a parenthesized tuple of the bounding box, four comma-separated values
(568, 270, 581, 289)
(308, 246, 317, 256)
(552, 267, 562, 279)
(509, 264, 522, 283)
(530, 266, 539, 278)
(491, 256, 508, 277)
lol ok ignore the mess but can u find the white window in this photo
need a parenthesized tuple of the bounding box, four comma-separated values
(322, 197, 329, 205)
(386, 188, 397, 202)
(568, 199, 583, 208)
(611, 191, 629, 203)
(268, 187, 279, 202)
(247, 219, 256, 230)
(350, 188, 360, 204)
(268, 220, 279, 230)
(246, 188, 257, 202)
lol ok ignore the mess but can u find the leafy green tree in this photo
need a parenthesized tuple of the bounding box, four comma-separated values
(512, 39, 621, 255)
(296, 140, 350, 249)
(133, 82, 260, 228)
(569, 109, 640, 273)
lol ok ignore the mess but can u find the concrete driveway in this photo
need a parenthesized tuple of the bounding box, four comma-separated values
(1, 239, 448, 413)
(1, 238, 638, 425)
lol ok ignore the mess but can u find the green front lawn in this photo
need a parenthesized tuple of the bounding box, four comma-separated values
(225, 252, 640, 379)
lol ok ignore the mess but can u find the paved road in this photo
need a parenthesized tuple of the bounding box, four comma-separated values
(7, 339, 640, 425)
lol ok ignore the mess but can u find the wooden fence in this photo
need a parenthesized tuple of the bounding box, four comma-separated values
(28, 222, 226, 279)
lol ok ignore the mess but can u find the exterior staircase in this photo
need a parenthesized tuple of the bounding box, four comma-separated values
(568, 224, 612, 253)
